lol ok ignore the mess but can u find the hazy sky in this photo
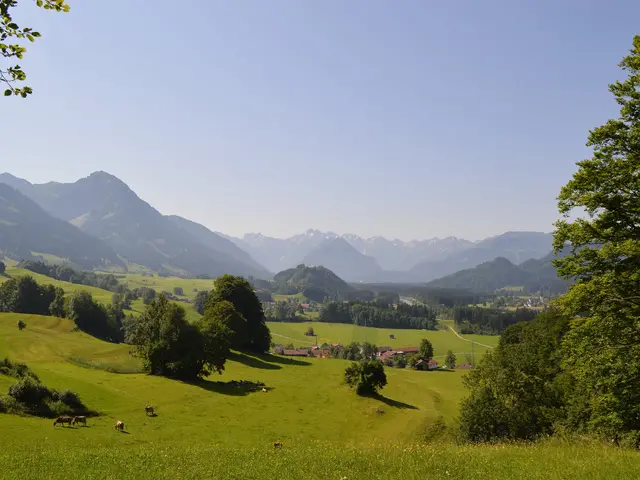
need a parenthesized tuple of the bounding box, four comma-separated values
(1, 1, 638, 241)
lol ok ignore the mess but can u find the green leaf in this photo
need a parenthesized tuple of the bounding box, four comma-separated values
(36, 0, 43, 6)
(26, 34, 34, 43)
(4, 89, 12, 96)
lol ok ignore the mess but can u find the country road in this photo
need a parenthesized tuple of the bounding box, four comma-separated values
(446, 325, 495, 349)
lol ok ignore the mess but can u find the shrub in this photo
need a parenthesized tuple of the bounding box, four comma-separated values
(17, 320, 26, 330)
(0, 394, 23, 414)
(0, 358, 39, 381)
(8, 377, 53, 406)
(345, 360, 387, 395)
(55, 389, 84, 410)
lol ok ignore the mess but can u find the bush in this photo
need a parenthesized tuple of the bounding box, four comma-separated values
(0, 394, 23, 414)
(8, 377, 53, 406)
(55, 389, 84, 410)
(0, 358, 39, 381)
(345, 360, 387, 395)
(173, 287, 184, 296)
(17, 320, 26, 330)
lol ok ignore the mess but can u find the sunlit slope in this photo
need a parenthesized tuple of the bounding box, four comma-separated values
(0, 313, 463, 447)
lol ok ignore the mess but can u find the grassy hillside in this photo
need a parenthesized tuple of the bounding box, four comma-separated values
(267, 321, 498, 360)
(0, 314, 637, 479)
(114, 273, 216, 301)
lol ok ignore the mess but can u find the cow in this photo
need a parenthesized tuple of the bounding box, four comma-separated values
(261, 388, 268, 393)
(114, 420, 125, 432)
(273, 441, 283, 449)
(144, 405, 154, 416)
(53, 416, 73, 427)
(72, 415, 87, 426)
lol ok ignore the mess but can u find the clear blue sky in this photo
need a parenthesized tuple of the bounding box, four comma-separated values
(2, 0, 638, 240)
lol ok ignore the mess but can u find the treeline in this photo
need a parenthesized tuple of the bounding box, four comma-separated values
(0, 276, 125, 342)
(319, 301, 438, 330)
(453, 307, 538, 335)
(19, 261, 119, 291)
(355, 283, 488, 307)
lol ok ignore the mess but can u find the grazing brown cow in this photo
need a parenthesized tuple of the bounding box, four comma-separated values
(273, 441, 283, 449)
(114, 420, 125, 432)
(72, 416, 87, 426)
(145, 405, 154, 416)
(53, 416, 73, 427)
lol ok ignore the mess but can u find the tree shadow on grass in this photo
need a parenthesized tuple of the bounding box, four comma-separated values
(228, 352, 282, 370)
(192, 379, 274, 397)
(362, 392, 419, 410)
(255, 353, 311, 367)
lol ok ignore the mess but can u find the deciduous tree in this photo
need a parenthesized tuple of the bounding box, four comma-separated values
(553, 35, 640, 445)
(1, 0, 70, 98)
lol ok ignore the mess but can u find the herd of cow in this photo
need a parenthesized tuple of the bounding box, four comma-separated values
(52, 405, 156, 433)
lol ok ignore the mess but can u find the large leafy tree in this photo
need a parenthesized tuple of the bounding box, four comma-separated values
(1, 0, 70, 97)
(205, 275, 271, 352)
(553, 35, 640, 444)
(344, 360, 387, 395)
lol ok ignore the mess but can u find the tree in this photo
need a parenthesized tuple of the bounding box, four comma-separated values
(552, 35, 640, 445)
(205, 275, 271, 352)
(66, 290, 122, 343)
(444, 350, 456, 369)
(361, 341, 378, 361)
(194, 290, 209, 315)
(458, 309, 569, 442)
(196, 310, 231, 376)
(344, 360, 387, 395)
(126, 295, 212, 380)
(305, 326, 315, 336)
(1, 0, 70, 98)
(0, 276, 54, 314)
(0, 261, 5, 275)
(419, 338, 434, 361)
(203, 300, 247, 349)
(48, 286, 65, 318)
(17, 319, 25, 330)
(173, 287, 184, 296)
(142, 288, 156, 305)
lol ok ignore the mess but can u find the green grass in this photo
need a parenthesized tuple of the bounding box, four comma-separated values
(267, 320, 497, 360)
(113, 273, 216, 301)
(30, 251, 69, 265)
(1, 314, 638, 479)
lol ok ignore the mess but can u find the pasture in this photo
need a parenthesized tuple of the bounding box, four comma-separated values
(0, 314, 638, 479)
(267, 320, 498, 360)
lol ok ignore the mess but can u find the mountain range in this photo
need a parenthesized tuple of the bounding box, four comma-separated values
(1, 171, 559, 285)
(0, 172, 270, 279)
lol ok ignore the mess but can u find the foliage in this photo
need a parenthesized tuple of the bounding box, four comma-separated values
(320, 300, 438, 330)
(18, 261, 119, 291)
(17, 319, 25, 330)
(444, 350, 456, 369)
(125, 295, 225, 380)
(419, 338, 434, 360)
(305, 326, 315, 336)
(5, 374, 90, 418)
(550, 35, 640, 445)
(0, 276, 56, 314)
(205, 275, 271, 352)
(0, 260, 5, 274)
(194, 290, 209, 315)
(344, 360, 387, 395)
(66, 290, 123, 343)
(0, 357, 38, 381)
(454, 306, 538, 335)
(459, 309, 570, 441)
(1, 0, 70, 98)
(173, 287, 184, 296)
(203, 300, 247, 350)
(48, 286, 65, 317)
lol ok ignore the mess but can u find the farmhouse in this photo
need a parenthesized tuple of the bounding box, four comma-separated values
(282, 349, 309, 357)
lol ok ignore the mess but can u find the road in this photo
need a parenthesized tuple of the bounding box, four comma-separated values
(446, 325, 495, 349)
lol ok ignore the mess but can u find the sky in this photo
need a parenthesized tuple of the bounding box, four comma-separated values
(1, 0, 639, 241)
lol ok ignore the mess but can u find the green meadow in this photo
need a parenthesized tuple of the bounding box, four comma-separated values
(267, 320, 498, 360)
(0, 314, 638, 479)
